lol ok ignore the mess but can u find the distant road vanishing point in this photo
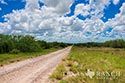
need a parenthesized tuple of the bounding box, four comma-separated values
(0, 46, 72, 83)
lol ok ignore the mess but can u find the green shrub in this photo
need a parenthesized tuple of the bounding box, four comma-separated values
(0, 34, 69, 53)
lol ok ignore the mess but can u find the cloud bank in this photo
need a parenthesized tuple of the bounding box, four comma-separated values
(0, 0, 125, 43)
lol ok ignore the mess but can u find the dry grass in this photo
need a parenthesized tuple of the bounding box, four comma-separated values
(0, 48, 59, 66)
(50, 46, 125, 83)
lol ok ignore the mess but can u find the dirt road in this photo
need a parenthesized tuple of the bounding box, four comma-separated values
(0, 46, 72, 83)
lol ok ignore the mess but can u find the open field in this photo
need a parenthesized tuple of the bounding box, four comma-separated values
(0, 48, 60, 66)
(50, 46, 125, 83)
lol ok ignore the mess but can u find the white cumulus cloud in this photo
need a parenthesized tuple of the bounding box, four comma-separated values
(40, 0, 73, 14)
(0, 0, 7, 4)
(106, 3, 125, 39)
(113, 0, 119, 5)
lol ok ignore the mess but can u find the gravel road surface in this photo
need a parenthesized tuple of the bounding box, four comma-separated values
(0, 46, 72, 83)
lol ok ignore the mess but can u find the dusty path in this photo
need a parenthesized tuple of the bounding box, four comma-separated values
(0, 46, 72, 83)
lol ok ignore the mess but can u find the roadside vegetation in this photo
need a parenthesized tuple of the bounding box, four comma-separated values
(75, 39, 125, 48)
(0, 34, 69, 65)
(50, 46, 125, 83)
(0, 48, 58, 66)
(0, 34, 69, 53)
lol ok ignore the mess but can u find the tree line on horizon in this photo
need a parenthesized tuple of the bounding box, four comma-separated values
(0, 34, 69, 54)
(75, 39, 125, 48)
(0, 34, 125, 54)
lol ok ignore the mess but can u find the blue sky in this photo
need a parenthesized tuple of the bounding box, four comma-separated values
(0, 0, 125, 43)
(0, 0, 123, 22)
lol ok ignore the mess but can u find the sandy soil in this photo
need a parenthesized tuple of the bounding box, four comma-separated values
(0, 46, 72, 83)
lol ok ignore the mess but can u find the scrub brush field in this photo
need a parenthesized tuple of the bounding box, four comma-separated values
(50, 46, 125, 83)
